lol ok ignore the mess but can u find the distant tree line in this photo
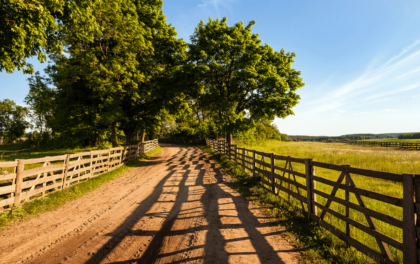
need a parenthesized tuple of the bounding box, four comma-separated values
(1, 1, 303, 149)
(398, 133, 420, 139)
(289, 134, 398, 142)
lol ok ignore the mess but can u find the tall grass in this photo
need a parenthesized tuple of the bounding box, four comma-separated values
(232, 140, 420, 263)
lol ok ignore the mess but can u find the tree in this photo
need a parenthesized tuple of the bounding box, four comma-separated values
(51, 0, 152, 147)
(186, 18, 304, 147)
(118, 0, 188, 145)
(0, 99, 30, 142)
(25, 72, 56, 134)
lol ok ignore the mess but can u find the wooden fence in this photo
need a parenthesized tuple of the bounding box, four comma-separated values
(348, 141, 420, 150)
(0, 139, 159, 211)
(206, 138, 420, 264)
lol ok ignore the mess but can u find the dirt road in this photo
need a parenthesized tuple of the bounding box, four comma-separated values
(0, 145, 299, 264)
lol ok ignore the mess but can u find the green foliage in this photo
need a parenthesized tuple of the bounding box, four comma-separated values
(0, 0, 98, 74)
(0, 0, 62, 73)
(25, 72, 55, 133)
(0, 99, 31, 143)
(49, 0, 152, 147)
(119, 0, 188, 145)
(398, 133, 420, 139)
(185, 17, 304, 137)
(234, 120, 283, 144)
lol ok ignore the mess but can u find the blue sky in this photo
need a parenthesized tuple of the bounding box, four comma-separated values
(1, 0, 420, 136)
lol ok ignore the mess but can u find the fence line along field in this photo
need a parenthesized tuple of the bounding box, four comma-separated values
(206, 139, 420, 264)
(349, 140, 420, 150)
(0, 140, 158, 211)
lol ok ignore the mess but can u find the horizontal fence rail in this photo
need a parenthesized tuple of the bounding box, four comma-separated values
(347, 141, 420, 150)
(206, 138, 419, 264)
(0, 139, 159, 211)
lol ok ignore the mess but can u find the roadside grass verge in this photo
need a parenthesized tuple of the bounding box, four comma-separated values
(0, 146, 162, 230)
(199, 145, 375, 264)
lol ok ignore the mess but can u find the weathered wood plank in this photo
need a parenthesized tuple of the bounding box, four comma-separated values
(0, 173, 17, 181)
(314, 189, 403, 228)
(310, 214, 395, 264)
(0, 161, 18, 167)
(0, 197, 14, 207)
(274, 173, 307, 189)
(0, 185, 16, 195)
(311, 175, 402, 206)
(22, 155, 67, 164)
(311, 161, 402, 182)
(274, 182, 307, 204)
(22, 164, 65, 177)
(68, 152, 91, 158)
(313, 201, 403, 251)
(274, 165, 306, 178)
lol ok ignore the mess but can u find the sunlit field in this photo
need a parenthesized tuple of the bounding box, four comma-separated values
(233, 140, 420, 263)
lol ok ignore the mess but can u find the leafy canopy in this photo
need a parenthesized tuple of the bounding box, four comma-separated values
(0, 0, 97, 74)
(186, 17, 304, 137)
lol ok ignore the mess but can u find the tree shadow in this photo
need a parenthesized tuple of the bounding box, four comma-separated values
(85, 145, 298, 264)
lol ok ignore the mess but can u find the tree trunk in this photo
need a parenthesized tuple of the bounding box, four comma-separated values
(141, 131, 146, 143)
(111, 121, 118, 147)
(123, 127, 136, 146)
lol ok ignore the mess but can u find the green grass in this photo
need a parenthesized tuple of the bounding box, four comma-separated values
(200, 145, 373, 264)
(0, 146, 162, 229)
(222, 139, 420, 263)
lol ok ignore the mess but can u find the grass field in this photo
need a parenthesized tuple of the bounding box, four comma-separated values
(233, 139, 420, 263)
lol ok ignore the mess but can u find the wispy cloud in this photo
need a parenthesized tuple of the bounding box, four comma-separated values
(364, 84, 419, 102)
(385, 39, 420, 66)
(298, 38, 420, 115)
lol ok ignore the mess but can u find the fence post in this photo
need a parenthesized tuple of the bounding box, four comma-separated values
(107, 149, 111, 171)
(271, 153, 275, 193)
(252, 150, 256, 178)
(228, 142, 231, 161)
(242, 149, 245, 169)
(288, 156, 291, 202)
(402, 173, 417, 263)
(343, 165, 351, 235)
(305, 159, 313, 219)
(415, 177, 420, 253)
(62, 154, 70, 190)
(13, 159, 24, 206)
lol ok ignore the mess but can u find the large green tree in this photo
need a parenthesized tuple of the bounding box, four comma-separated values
(186, 18, 304, 146)
(51, 0, 152, 147)
(119, 0, 188, 145)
